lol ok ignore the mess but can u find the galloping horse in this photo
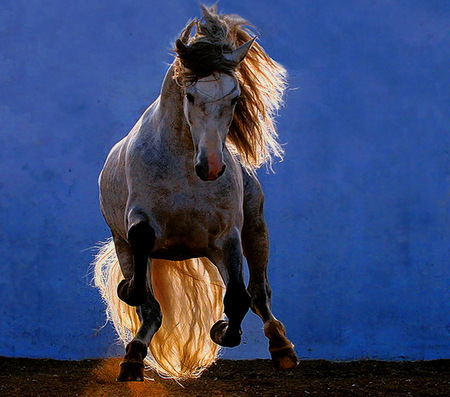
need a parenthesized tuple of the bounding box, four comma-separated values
(94, 5, 298, 381)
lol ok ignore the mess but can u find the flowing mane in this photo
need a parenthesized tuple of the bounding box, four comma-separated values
(173, 5, 287, 171)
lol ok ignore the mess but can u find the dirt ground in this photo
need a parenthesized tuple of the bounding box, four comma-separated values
(0, 356, 448, 397)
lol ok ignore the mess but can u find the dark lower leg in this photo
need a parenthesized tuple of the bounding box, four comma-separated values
(224, 281, 251, 335)
(117, 295, 162, 382)
(210, 281, 250, 347)
(210, 238, 250, 348)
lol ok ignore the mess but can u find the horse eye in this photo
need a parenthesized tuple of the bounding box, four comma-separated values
(186, 93, 195, 104)
(231, 96, 239, 105)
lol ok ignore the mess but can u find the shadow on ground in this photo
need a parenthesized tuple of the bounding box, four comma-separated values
(0, 357, 448, 396)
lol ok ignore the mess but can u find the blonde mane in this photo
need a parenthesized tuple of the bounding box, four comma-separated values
(174, 5, 287, 171)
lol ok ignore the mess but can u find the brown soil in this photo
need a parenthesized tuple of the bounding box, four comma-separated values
(0, 357, 448, 397)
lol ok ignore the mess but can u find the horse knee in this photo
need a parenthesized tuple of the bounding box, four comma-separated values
(248, 282, 271, 301)
(248, 283, 272, 313)
(118, 217, 155, 307)
(128, 222, 155, 252)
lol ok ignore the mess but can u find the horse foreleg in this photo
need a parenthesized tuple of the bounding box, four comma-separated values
(116, 217, 155, 307)
(117, 293, 162, 382)
(210, 234, 251, 348)
(243, 220, 299, 370)
(242, 177, 299, 370)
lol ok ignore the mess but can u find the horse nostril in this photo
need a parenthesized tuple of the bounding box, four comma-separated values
(218, 164, 226, 178)
(195, 164, 208, 180)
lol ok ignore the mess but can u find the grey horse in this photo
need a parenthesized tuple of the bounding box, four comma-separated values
(95, 6, 298, 381)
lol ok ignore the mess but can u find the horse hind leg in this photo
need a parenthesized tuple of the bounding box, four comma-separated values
(117, 294, 162, 381)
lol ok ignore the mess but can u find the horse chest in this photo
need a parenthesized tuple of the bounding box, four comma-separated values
(154, 190, 238, 231)
(144, 185, 241, 256)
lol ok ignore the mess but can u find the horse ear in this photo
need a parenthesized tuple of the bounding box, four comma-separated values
(178, 19, 197, 47)
(223, 37, 257, 64)
(201, 4, 219, 19)
(176, 39, 187, 53)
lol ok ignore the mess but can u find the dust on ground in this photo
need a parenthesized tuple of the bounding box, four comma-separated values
(0, 356, 448, 396)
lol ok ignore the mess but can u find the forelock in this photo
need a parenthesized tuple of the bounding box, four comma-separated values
(175, 41, 237, 82)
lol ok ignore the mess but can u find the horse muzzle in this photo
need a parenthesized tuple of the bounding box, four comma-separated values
(193, 133, 227, 181)
(195, 161, 226, 181)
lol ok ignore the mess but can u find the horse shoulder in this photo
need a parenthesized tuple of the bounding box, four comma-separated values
(242, 169, 265, 219)
(99, 103, 159, 233)
(98, 136, 129, 234)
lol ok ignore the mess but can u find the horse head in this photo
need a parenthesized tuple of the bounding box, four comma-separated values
(175, 38, 255, 181)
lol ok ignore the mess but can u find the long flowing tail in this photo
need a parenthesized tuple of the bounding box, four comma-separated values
(94, 239, 225, 379)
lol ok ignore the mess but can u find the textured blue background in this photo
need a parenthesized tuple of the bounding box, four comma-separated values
(1, 1, 449, 361)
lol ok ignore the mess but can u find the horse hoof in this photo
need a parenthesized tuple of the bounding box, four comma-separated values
(117, 279, 148, 307)
(270, 346, 299, 371)
(210, 320, 242, 347)
(117, 361, 145, 382)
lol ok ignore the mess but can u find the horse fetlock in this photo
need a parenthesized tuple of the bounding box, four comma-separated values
(210, 320, 242, 347)
(263, 319, 286, 339)
(125, 340, 148, 359)
(117, 278, 148, 307)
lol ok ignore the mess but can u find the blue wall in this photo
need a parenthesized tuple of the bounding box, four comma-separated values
(1, 0, 449, 361)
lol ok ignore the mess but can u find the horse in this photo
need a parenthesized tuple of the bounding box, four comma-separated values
(94, 5, 298, 381)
